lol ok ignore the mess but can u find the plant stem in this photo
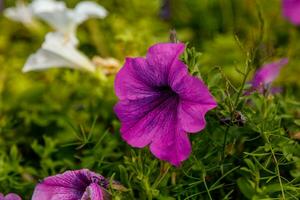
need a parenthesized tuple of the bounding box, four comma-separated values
(152, 164, 171, 189)
(203, 172, 213, 200)
(221, 58, 252, 164)
(265, 134, 286, 199)
(221, 126, 230, 162)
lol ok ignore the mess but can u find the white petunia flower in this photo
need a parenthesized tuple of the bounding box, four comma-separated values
(4, 0, 65, 25)
(14, 0, 108, 76)
(34, 1, 108, 41)
(4, 0, 35, 25)
(23, 32, 95, 72)
(4, 1, 107, 38)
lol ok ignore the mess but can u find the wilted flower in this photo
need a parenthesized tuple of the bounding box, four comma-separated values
(92, 56, 121, 76)
(23, 32, 97, 73)
(282, 0, 300, 25)
(32, 169, 111, 200)
(0, 193, 22, 200)
(114, 43, 217, 166)
(247, 58, 288, 94)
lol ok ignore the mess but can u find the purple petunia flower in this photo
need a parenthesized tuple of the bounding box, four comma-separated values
(0, 193, 22, 200)
(282, 0, 300, 25)
(32, 169, 110, 200)
(247, 58, 288, 94)
(114, 43, 217, 166)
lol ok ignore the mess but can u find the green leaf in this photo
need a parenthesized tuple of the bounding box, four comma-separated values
(237, 177, 256, 200)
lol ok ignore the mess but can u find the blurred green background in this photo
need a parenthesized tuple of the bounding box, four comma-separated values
(0, 0, 299, 199)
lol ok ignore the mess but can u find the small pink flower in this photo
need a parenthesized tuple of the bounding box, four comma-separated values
(247, 58, 288, 95)
(282, 0, 300, 25)
(0, 193, 22, 200)
(114, 43, 217, 166)
(32, 169, 110, 200)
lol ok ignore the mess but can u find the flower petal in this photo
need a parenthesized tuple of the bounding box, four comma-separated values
(150, 128, 191, 166)
(32, 169, 103, 200)
(115, 92, 178, 148)
(31, 0, 66, 14)
(23, 32, 95, 72)
(81, 183, 104, 200)
(115, 58, 158, 100)
(115, 43, 186, 100)
(179, 101, 216, 133)
(251, 58, 288, 88)
(116, 92, 191, 166)
(3, 194, 22, 200)
(146, 43, 185, 86)
(74, 1, 108, 24)
(175, 75, 217, 133)
(282, 0, 300, 25)
(4, 1, 34, 25)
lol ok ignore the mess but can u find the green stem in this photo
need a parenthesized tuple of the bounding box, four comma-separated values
(143, 178, 152, 200)
(221, 126, 230, 162)
(152, 164, 171, 189)
(233, 60, 251, 108)
(260, 96, 285, 199)
(203, 172, 213, 200)
(265, 135, 286, 199)
(221, 58, 251, 164)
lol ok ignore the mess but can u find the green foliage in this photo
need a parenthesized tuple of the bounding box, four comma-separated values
(0, 0, 300, 199)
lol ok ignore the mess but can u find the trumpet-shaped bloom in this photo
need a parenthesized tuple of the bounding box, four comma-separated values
(282, 0, 300, 25)
(23, 32, 95, 72)
(32, 169, 109, 200)
(30, 0, 66, 13)
(0, 193, 22, 200)
(4, 0, 65, 25)
(5, 0, 107, 44)
(4, 0, 35, 25)
(114, 43, 217, 166)
(34, 1, 108, 42)
(248, 58, 288, 94)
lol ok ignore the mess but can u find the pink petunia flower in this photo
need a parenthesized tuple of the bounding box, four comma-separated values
(282, 0, 300, 25)
(32, 169, 110, 200)
(247, 58, 288, 94)
(114, 43, 217, 166)
(0, 193, 22, 200)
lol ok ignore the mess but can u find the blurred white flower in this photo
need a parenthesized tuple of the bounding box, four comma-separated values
(30, 0, 66, 13)
(23, 32, 95, 72)
(4, 0, 65, 25)
(4, 0, 35, 25)
(4, 0, 108, 40)
(8, 0, 108, 76)
(34, 1, 108, 42)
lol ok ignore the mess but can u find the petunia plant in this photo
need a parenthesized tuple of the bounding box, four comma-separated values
(31, 169, 121, 200)
(114, 43, 217, 166)
(1, 0, 300, 199)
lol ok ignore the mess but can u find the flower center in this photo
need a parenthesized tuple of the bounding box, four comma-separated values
(156, 85, 177, 97)
(91, 176, 109, 188)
